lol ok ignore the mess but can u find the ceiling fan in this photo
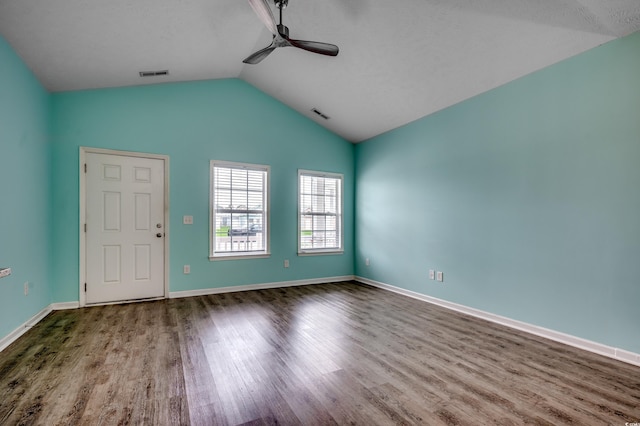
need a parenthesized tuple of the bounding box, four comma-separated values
(243, 0, 339, 64)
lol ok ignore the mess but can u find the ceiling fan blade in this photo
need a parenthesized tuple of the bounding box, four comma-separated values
(288, 39, 339, 56)
(243, 45, 277, 64)
(248, 0, 278, 35)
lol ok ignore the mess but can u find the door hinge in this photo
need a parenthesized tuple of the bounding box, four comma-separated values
(84, 223, 87, 233)
(84, 283, 87, 292)
(84, 163, 87, 173)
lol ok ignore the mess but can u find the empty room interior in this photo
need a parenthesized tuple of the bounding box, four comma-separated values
(1, 0, 640, 424)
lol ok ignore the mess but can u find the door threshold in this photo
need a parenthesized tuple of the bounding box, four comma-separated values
(85, 296, 165, 307)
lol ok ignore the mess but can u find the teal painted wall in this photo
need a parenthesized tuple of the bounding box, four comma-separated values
(355, 31, 640, 353)
(0, 36, 52, 338)
(51, 79, 354, 303)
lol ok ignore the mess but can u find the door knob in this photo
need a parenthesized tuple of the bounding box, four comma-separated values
(156, 233, 163, 238)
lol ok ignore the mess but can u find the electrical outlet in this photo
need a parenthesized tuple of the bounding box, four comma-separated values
(24, 281, 29, 296)
(284, 259, 289, 268)
(183, 265, 191, 274)
(429, 269, 435, 280)
(183, 215, 193, 225)
(365, 258, 370, 266)
(436, 271, 444, 282)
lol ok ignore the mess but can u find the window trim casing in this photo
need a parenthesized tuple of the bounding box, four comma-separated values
(210, 160, 271, 260)
(297, 169, 344, 256)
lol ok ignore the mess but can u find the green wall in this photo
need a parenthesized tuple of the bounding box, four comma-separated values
(0, 36, 52, 339)
(51, 79, 354, 303)
(355, 31, 640, 353)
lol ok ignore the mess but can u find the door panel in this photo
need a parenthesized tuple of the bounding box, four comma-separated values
(86, 153, 165, 304)
(134, 193, 151, 230)
(103, 192, 121, 231)
(134, 244, 151, 280)
(103, 245, 121, 283)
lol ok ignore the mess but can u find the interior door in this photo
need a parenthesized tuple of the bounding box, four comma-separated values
(85, 152, 165, 304)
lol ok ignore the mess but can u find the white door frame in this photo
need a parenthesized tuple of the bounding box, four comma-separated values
(79, 147, 170, 307)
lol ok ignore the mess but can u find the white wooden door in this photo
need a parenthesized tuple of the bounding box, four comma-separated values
(85, 153, 165, 304)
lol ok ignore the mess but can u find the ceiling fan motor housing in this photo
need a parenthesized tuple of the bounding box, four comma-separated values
(277, 24, 289, 37)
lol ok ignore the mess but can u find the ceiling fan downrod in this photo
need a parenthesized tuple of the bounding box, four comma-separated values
(275, 0, 287, 29)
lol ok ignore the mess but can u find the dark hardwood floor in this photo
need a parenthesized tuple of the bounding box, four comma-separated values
(1, 281, 639, 425)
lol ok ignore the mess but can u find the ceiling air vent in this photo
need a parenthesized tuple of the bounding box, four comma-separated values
(311, 108, 330, 120)
(139, 70, 169, 77)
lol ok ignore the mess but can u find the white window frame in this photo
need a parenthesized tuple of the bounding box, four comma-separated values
(298, 169, 344, 256)
(210, 160, 270, 260)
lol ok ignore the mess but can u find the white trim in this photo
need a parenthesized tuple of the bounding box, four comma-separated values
(298, 169, 344, 255)
(51, 301, 80, 310)
(0, 305, 52, 353)
(0, 301, 80, 353)
(169, 275, 355, 299)
(210, 160, 270, 259)
(356, 276, 640, 368)
(209, 253, 271, 261)
(79, 147, 170, 307)
(85, 297, 163, 307)
(297, 250, 344, 257)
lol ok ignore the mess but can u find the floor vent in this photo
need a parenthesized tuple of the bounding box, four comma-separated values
(311, 108, 330, 120)
(139, 70, 169, 77)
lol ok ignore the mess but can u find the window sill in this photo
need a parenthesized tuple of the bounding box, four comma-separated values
(297, 250, 344, 257)
(210, 253, 271, 261)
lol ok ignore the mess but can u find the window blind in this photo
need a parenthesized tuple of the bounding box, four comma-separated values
(299, 171, 343, 253)
(211, 162, 268, 257)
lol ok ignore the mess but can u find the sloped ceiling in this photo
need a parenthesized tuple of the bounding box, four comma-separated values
(1, 0, 639, 142)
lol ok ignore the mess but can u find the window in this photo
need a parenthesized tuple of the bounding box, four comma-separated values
(298, 170, 343, 255)
(210, 161, 269, 259)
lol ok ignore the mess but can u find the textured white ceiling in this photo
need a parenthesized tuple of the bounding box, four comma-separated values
(1, 0, 639, 142)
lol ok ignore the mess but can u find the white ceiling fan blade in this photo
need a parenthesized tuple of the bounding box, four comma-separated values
(248, 0, 278, 35)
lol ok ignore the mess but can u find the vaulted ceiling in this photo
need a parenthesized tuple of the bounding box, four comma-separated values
(1, 0, 639, 142)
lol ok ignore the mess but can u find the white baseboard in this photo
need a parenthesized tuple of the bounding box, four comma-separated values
(170, 275, 356, 299)
(356, 276, 640, 368)
(51, 301, 80, 310)
(0, 301, 79, 354)
(0, 305, 52, 353)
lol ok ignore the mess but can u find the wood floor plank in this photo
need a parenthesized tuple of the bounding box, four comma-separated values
(172, 297, 229, 426)
(1, 281, 639, 425)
